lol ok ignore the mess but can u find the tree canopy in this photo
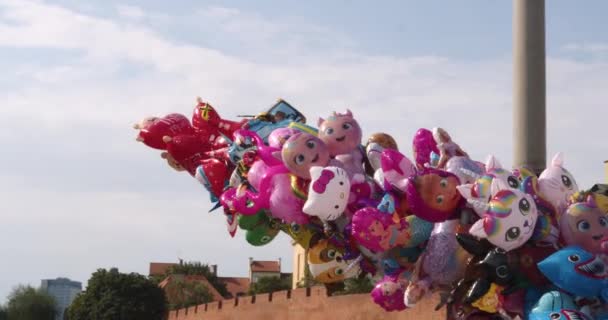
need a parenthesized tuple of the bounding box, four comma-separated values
(5, 285, 57, 320)
(66, 268, 167, 320)
(248, 276, 291, 295)
(164, 278, 214, 310)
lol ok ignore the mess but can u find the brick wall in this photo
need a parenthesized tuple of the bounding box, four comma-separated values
(167, 287, 444, 320)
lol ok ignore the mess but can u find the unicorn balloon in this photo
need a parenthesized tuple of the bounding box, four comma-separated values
(468, 180, 539, 251)
(457, 155, 522, 217)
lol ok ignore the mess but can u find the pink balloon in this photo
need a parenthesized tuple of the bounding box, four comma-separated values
(370, 276, 408, 312)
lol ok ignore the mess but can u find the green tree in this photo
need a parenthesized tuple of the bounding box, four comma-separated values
(0, 304, 9, 320)
(66, 268, 167, 320)
(151, 261, 229, 298)
(248, 276, 291, 295)
(331, 275, 374, 296)
(164, 278, 214, 310)
(5, 285, 57, 320)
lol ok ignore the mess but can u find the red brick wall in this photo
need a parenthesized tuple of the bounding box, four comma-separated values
(168, 287, 444, 320)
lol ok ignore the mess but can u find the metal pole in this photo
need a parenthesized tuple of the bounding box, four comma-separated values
(513, 0, 546, 175)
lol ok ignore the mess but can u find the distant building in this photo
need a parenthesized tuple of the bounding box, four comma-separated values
(149, 258, 290, 301)
(40, 277, 82, 320)
(159, 274, 225, 303)
(149, 262, 179, 277)
(249, 258, 281, 283)
(292, 244, 307, 289)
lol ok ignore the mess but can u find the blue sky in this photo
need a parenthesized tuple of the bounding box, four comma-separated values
(1, 0, 607, 300)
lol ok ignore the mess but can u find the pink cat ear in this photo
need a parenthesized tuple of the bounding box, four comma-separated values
(317, 117, 325, 127)
(485, 155, 502, 171)
(345, 109, 353, 117)
(551, 152, 564, 167)
(469, 219, 488, 239)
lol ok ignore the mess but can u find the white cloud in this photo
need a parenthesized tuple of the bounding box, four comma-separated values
(0, 0, 607, 300)
(562, 42, 608, 53)
(116, 4, 144, 20)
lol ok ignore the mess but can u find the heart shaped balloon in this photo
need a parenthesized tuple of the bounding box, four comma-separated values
(195, 159, 229, 200)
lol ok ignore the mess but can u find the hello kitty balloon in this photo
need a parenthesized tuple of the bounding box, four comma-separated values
(469, 180, 538, 251)
(538, 153, 579, 214)
(303, 166, 351, 221)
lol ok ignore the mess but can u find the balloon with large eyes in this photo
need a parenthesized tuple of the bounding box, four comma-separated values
(404, 168, 464, 223)
(318, 110, 364, 176)
(560, 196, 608, 254)
(318, 109, 362, 157)
(307, 238, 361, 283)
(538, 153, 579, 214)
(281, 132, 330, 179)
(468, 182, 539, 252)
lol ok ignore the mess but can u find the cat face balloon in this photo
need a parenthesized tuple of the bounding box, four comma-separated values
(469, 181, 538, 251)
(281, 133, 330, 179)
(538, 153, 579, 213)
(303, 166, 351, 221)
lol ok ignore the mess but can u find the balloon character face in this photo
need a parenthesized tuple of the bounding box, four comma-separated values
(469, 187, 538, 252)
(528, 291, 592, 320)
(371, 276, 408, 312)
(237, 211, 280, 246)
(352, 207, 433, 253)
(307, 239, 360, 283)
(281, 133, 330, 179)
(302, 167, 351, 221)
(538, 246, 608, 300)
(245, 227, 279, 246)
(538, 153, 579, 213)
(405, 169, 463, 222)
(318, 109, 362, 156)
(560, 200, 608, 254)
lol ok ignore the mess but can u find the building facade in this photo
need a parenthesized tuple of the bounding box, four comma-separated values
(40, 277, 82, 320)
(292, 244, 307, 289)
(249, 259, 281, 283)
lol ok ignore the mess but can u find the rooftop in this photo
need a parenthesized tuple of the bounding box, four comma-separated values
(250, 260, 281, 273)
(219, 277, 250, 298)
(149, 262, 178, 276)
